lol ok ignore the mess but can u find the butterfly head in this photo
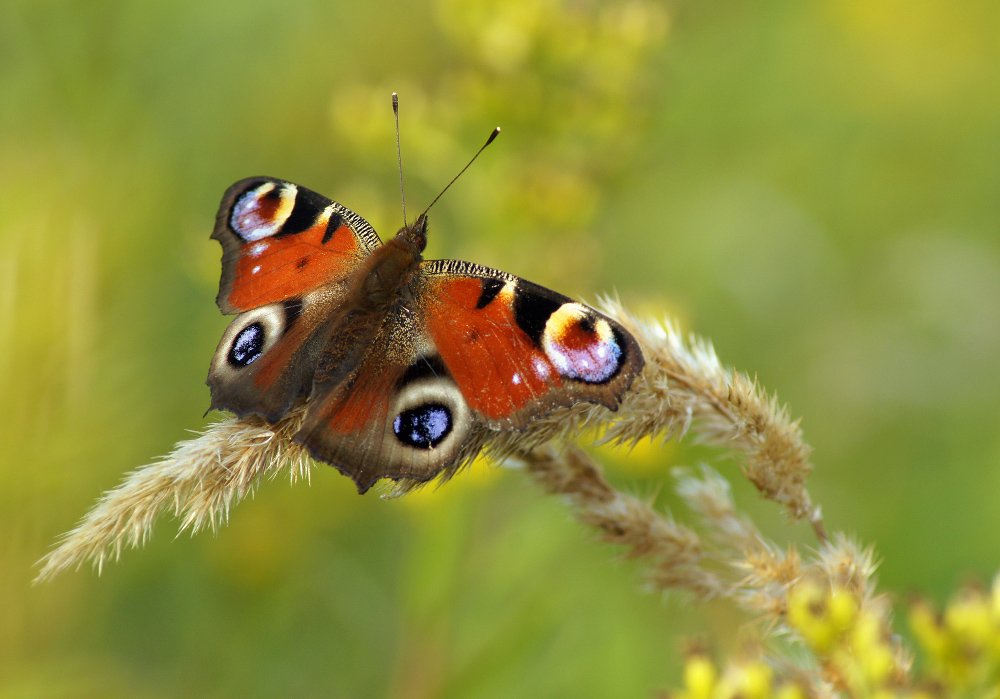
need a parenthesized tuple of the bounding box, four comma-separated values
(395, 213, 428, 253)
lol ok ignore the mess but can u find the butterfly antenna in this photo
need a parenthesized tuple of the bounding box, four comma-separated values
(392, 92, 408, 227)
(420, 126, 501, 218)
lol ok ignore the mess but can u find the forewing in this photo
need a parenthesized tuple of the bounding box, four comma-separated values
(212, 177, 382, 313)
(420, 259, 644, 428)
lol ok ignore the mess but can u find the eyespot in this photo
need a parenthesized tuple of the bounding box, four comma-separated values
(393, 403, 452, 449)
(230, 182, 297, 242)
(542, 303, 623, 384)
(228, 322, 265, 367)
(211, 301, 299, 380)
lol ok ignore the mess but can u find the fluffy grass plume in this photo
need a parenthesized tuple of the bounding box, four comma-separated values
(36, 410, 311, 582)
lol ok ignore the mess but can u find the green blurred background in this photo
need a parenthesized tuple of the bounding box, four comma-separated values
(4, 0, 999, 696)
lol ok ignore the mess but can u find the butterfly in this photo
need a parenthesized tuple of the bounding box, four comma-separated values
(206, 174, 645, 493)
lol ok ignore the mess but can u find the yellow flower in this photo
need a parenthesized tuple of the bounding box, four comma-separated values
(773, 685, 806, 699)
(909, 583, 1000, 693)
(681, 654, 717, 699)
(726, 661, 774, 699)
(788, 579, 839, 652)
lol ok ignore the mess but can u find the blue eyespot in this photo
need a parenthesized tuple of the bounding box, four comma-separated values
(228, 323, 264, 367)
(393, 403, 452, 450)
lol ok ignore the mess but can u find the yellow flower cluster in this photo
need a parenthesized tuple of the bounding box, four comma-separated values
(668, 653, 806, 699)
(786, 578, 906, 696)
(909, 575, 1000, 696)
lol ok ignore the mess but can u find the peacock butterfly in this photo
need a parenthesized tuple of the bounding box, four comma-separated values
(206, 124, 644, 493)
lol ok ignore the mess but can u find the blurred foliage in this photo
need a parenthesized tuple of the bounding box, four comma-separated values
(2, 0, 999, 696)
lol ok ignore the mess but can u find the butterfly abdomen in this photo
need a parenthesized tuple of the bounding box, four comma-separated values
(351, 235, 423, 311)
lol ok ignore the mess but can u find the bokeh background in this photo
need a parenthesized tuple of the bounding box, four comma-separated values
(4, 0, 999, 696)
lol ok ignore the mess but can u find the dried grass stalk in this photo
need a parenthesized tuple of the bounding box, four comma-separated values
(525, 445, 720, 597)
(597, 298, 820, 528)
(522, 447, 801, 608)
(527, 446, 911, 694)
(676, 465, 803, 619)
(36, 410, 310, 582)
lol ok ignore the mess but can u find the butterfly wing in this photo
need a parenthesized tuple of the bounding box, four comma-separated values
(293, 258, 643, 493)
(207, 177, 382, 421)
(212, 177, 382, 313)
(421, 260, 644, 428)
(295, 310, 482, 493)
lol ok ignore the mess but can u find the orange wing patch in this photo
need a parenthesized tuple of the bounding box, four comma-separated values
(425, 277, 562, 422)
(227, 216, 362, 310)
(323, 369, 394, 434)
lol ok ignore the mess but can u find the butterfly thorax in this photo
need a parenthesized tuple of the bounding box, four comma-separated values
(395, 214, 428, 253)
(351, 216, 428, 311)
